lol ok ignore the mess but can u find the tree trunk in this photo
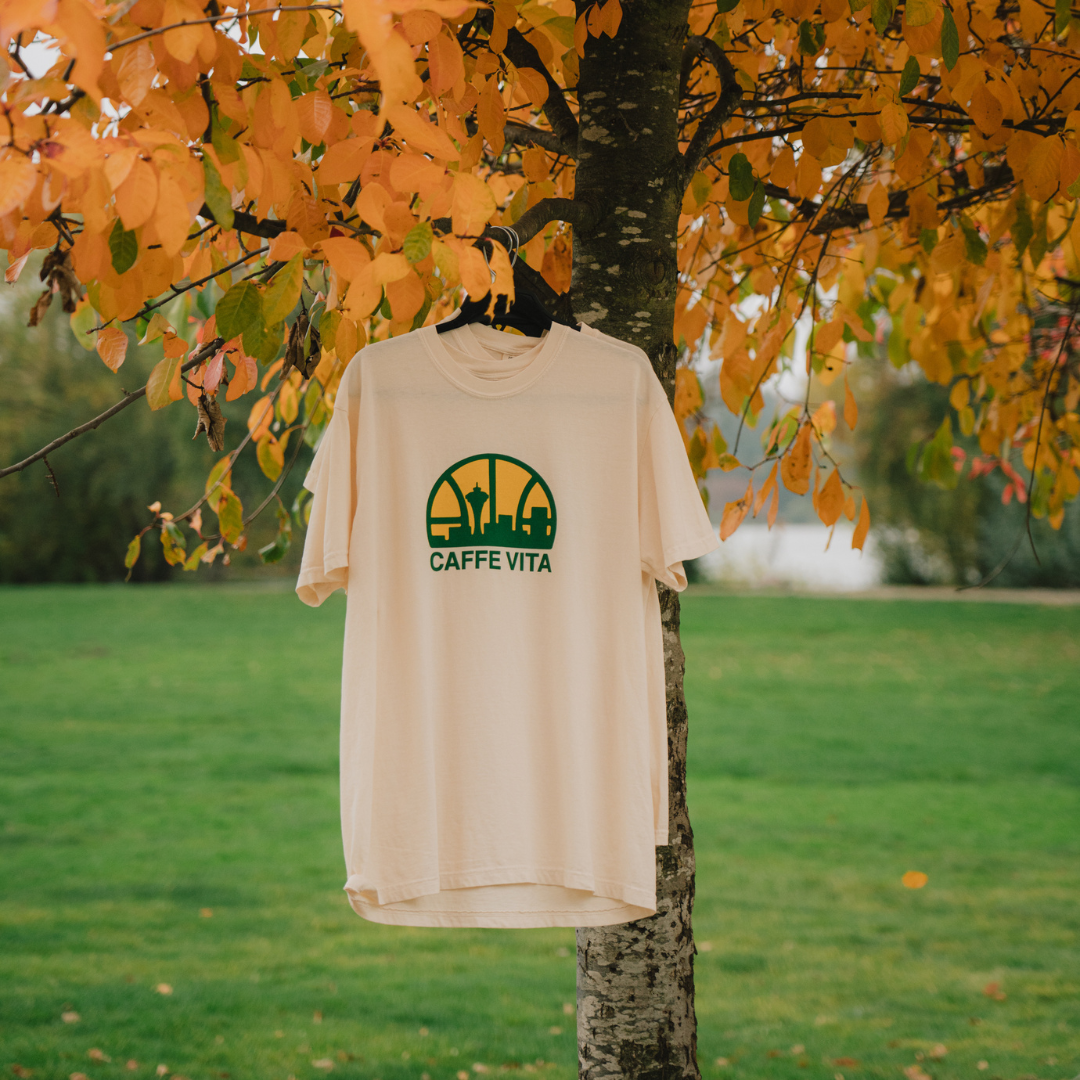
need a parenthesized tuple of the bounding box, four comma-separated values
(570, 4, 700, 1080)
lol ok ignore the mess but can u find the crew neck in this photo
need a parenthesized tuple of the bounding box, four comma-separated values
(421, 320, 568, 399)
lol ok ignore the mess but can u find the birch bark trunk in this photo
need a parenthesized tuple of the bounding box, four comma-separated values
(567, 4, 701, 1079)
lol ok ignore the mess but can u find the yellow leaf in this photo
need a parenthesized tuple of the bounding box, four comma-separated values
(780, 422, 813, 494)
(902, 870, 928, 888)
(866, 182, 890, 228)
(753, 461, 778, 517)
(451, 173, 498, 237)
(96, 325, 128, 372)
(0, 156, 37, 218)
(356, 183, 391, 233)
(879, 103, 909, 145)
(161, 0, 207, 64)
(905, 0, 939, 27)
(154, 174, 191, 257)
(817, 468, 844, 526)
(515, 67, 550, 106)
(317, 137, 375, 185)
(1024, 135, 1064, 203)
(263, 254, 304, 325)
(477, 76, 507, 155)
(770, 146, 796, 187)
(370, 251, 412, 288)
(844, 377, 859, 430)
(968, 83, 1004, 138)
(815, 316, 845, 356)
(146, 354, 182, 410)
(297, 90, 334, 146)
(852, 495, 870, 550)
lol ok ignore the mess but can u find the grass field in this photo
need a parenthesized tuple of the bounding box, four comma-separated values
(1, 585, 1077, 1080)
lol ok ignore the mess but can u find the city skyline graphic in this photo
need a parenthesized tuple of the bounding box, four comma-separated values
(426, 453, 557, 550)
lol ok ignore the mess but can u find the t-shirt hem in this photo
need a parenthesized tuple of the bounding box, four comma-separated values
(345, 868, 656, 910)
(651, 529, 720, 590)
(296, 556, 349, 607)
(346, 897, 653, 929)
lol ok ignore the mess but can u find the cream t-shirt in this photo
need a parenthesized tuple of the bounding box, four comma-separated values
(297, 319, 719, 928)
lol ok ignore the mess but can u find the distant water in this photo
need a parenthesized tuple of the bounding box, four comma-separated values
(695, 522, 882, 591)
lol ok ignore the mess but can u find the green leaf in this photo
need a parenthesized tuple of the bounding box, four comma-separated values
(124, 534, 141, 570)
(1056, 0, 1070, 34)
(146, 354, 181, 411)
(210, 106, 241, 164)
(217, 488, 244, 544)
(1012, 195, 1034, 259)
(959, 218, 988, 265)
(871, 0, 896, 33)
(919, 228, 939, 254)
(70, 299, 97, 351)
(940, 6, 959, 70)
(403, 221, 434, 263)
(716, 0, 740, 12)
(748, 180, 766, 228)
(244, 320, 285, 365)
(108, 218, 138, 275)
(215, 281, 263, 341)
(202, 155, 235, 229)
(849, 0, 870, 11)
(259, 502, 292, 564)
(797, 19, 818, 53)
(899, 56, 921, 96)
(919, 416, 959, 490)
(728, 153, 754, 201)
(1029, 200, 1050, 266)
(263, 254, 304, 325)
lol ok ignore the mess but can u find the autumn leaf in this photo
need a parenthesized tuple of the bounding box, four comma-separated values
(216, 282, 263, 341)
(852, 496, 870, 550)
(96, 326, 129, 372)
(262, 255, 304, 326)
(780, 422, 813, 494)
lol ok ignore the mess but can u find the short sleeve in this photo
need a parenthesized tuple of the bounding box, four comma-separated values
(639, 402, 719, 590)
(296, 359, 361, 607)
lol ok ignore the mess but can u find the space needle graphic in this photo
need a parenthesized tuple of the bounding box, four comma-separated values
(426, 454, 557, 550)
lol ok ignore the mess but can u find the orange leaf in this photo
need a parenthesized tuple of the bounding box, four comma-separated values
(458, 244, 492, 299)
(297, 91, 334, 146)
(116, 40, 155, 106)
(0, 156, 37, 218)
(852, 495, 870, 550)
(96, 325, 128, 372)
(515, 66, 550, 106)
(226, 352, 258, 402)
(1024, 135, 1064, 203)
(386, 270, 426, 323)
(477, 76, 507, 155)
(428, 28, 465, 97)
(115, 158, 158, 231)
(720, 479, 753, 541)
(451, 173, 497, 236)
(317, 137, 375, 185)
(817, 468, 844, 526)
(811, 399, 837, 436)
(866, 182, 889, 228)
(753, 461, 778, 517)
(154, 174, 191, 257)
(268, 231, 310, 261)
(319, 237, 371, 282)
(767, 484, 779, 528)
(844, 377, 858, 430)
(879, 103, 909, 145)
(386, 103, 459, 160)
(770, 146, 796, 188)
(780, 422, 812, 494)
(247, 394, 274, 442)
(901, 870, 928, 888)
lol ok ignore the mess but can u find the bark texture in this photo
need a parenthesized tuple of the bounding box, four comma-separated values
(569, 4, 700, 1080)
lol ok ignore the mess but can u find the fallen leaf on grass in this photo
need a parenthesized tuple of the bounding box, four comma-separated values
(902, 871, 928, 889)
(976, 1062, 988, 1071)
(313, 1011, 323, 1024)
(70, 1073, 89, 1080)
(155, 984, 173, 995)
(458, 1072, 470, 1080)
(928, 1045, 947, 1059)
(156, 1066, 168, 1076)
(715, 1059, 730, 1068)
(904, 1067, 932, 1080)
(983, 982, 1006, 1000)
(125, 1062, 139, 1071)
(62, 1012, 81, 1023)
(562, 1003, 574, 1015)
(88, 1050, 111, 1062)
(11, 1066, 33, 1078)
(199, 909, 213, 918)
(834, 1058, 860, 1067)
(311, 1061, 333, 1071)
(790, 1045, 805, 1055)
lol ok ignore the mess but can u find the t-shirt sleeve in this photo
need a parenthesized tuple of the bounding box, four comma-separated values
(639, 401, 719, 591)
(296, 360, 360, 607)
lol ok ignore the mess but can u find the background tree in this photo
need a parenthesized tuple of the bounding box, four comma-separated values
(3, 0, 1080, 1075)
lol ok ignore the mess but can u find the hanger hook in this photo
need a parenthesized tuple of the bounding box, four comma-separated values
(488, 225, 520, 267)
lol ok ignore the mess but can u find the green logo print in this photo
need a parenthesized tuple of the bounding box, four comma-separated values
(426, 454, 556, 550)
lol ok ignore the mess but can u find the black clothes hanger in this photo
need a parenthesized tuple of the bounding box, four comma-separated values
(437, 226, 579, 336)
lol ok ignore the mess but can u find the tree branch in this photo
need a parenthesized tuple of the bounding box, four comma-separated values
(504, 120, 573, 157)
(0, 338, 223, 480)
(200, 203, 287, 239)
(680, 37, 744, 182)
(432, 195, 599, 250)
(500, 26, 579, 154)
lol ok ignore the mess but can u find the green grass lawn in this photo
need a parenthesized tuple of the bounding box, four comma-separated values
(1, 585, 1077, 1080)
